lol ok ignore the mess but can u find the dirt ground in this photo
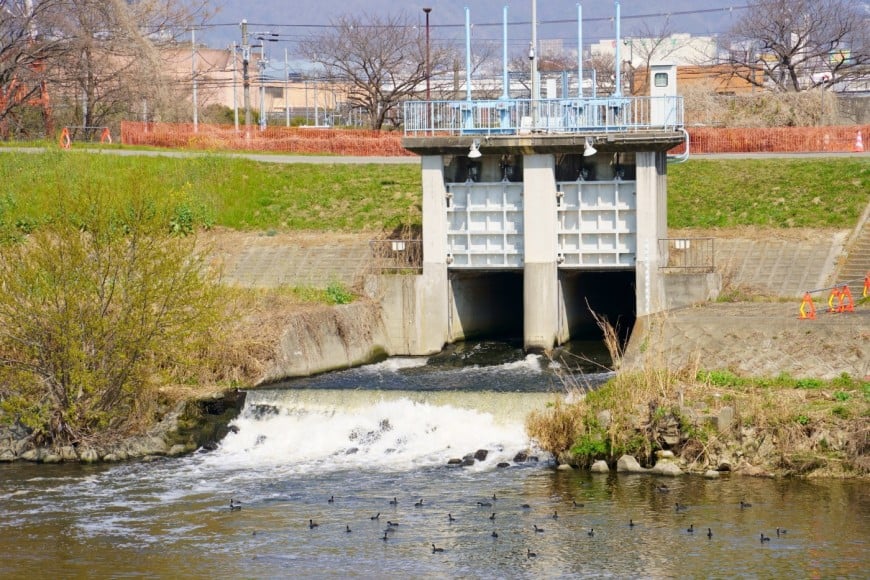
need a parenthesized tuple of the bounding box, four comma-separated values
(625, 302, 869, 381)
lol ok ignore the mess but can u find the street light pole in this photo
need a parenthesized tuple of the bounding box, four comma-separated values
(423, 7, 431, 101)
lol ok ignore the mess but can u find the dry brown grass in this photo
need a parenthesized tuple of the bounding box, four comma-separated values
(526, 308, 869, 475)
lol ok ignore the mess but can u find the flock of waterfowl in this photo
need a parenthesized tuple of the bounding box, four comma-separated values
(228, 483, 790, 559)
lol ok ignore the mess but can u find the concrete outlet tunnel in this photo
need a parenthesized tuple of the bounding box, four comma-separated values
(449, 271, 524, 341)
(560, 270, 636, 345)
(447, 270, 636, 347)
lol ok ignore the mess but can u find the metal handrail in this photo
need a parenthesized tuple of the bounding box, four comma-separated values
(403, 96, 684, 137)
(658, 238, 715, 272)
(369, 239, 423, 273)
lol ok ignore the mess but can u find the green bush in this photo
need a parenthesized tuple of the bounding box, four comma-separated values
(0, 185, 222, 445)
(326, 281, 353, 305)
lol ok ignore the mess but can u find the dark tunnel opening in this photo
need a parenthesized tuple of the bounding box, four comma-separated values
(560, 270, 636, 346)
(449, 271, 524, 342)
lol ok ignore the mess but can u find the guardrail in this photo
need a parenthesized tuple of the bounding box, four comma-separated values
(369, 239, 423, 273)
(658, 238, 715, 273)
(404, 96, 684, 137)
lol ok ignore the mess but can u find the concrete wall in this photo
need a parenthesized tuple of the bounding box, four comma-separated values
(662, 272, 722, 309)
(260, 302, 390, 382)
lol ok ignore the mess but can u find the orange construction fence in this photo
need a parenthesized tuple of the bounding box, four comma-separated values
(120, 121, 870, 157)
(669, 125, 870, 155)
(120, 122, 411, 156)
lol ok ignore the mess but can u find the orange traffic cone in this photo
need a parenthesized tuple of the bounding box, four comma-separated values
(854, 131, 865, 153)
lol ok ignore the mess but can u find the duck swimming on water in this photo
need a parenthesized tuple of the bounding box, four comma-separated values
(309, 519, 319, 529)
(432, 544, 445, 553)
(229, 499, 242, 511)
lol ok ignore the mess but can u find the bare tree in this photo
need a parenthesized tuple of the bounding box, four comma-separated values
(0, 1, 217, 138)
(301, 12, 451, 130)
(0, 0, 64, 137)
(723, 0, 869, 92)
(588, 53, 617, 96)
(625, 17, 680, 95)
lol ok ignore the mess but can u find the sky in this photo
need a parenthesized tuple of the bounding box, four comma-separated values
(198, 0, 752, 52)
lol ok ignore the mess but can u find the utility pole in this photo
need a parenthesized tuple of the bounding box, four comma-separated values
(259, 41, 266, 131)
(240, 19, 251, 133)
(284, 47, 290, 127)
(232, 41, 239, 130)
(192, 27, 198, 132)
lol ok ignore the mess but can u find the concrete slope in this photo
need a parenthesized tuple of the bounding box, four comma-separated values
(835, 205, 870, 287)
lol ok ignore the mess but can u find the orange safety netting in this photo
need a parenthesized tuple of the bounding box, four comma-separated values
(120, 122, 412, 156)
(668, 125, 870, 155)
(121, 122, 870, 157)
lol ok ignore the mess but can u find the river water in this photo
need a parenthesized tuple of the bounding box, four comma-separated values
(1, 343, 867, 578)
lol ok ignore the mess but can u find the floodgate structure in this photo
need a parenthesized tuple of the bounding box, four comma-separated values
(382, 65, 716, 355)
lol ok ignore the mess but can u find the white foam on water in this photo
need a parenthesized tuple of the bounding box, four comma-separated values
(359, 357, 429, 373)
(199, 390, 550, 475)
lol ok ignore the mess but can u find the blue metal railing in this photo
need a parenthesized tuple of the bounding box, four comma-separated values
(403, 96, 684, 137)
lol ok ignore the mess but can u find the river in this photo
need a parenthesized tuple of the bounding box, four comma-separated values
(1, 343, 867, 578)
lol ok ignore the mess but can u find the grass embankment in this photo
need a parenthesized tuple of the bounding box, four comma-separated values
(0, 150, 421, 233)
(1, 150, 867, 232)
(0, 150, 867, 461)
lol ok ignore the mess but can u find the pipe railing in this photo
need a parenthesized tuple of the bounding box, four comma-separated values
(403, 96, 683, 137)
(658, 238, 715, 273)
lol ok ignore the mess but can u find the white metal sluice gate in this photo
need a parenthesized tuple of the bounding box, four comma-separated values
(444, 179, 637, 269)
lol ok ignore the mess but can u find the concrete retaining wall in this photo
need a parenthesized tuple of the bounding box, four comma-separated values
(258, 302, 391, 383)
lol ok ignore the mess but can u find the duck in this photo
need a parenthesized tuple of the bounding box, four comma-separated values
(587, 528, 594, 537)
(448, 513, 456, 522)
(309, 519, 319, 529)
(370, 512, 380, 520)
(776, 527, 787, 536)
(527, 548, 537, 559)
(489, 512, 496, 521)
(533, 524, 545, 533)
(389, 497, 399, 506)
(572, 500, 584, 508)
(327, 495, 334, 504)
(414, 499, 424, 507)
(382, 531, 389, 541)
(477, 501, 492, 507)
(229, 499, 242, 511)
(552, 510, 558, 520)
(387, 521, 399, 527)
(629, 519, 635, 528)
(760, 533, 771, 543)
(492, 493, 498, 501)
(521, 503, 531, 509)
(656, 484, 670, 493)
(432, 543, 445, 553)
(687, 524, 695, 533)
(707, 528, 713, 539)
(491, 531, 498, 538)
(346, 525, 352, 533)
(675, 502, 688, 512)
(740, 500, 752, 509)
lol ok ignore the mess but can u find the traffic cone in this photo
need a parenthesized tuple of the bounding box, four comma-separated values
(854, 131, 865, 153)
